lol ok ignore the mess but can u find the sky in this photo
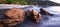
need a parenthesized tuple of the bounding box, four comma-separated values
(50, 0, 60, 3)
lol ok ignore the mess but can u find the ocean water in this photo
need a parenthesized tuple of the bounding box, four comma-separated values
(0, 5, 60, 27)
(20, 6, 60, 27)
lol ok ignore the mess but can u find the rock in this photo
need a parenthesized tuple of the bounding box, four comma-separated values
(26, 10, 32, 18)
(4, 8, 25, 19)
(0, 24, 3, 27)
(0, 22, 3, 27)
(26, 9, 42, 23)
(40, 8, 52, 16)
(0, 19, 4, 27)
(1, 8, 25, 27)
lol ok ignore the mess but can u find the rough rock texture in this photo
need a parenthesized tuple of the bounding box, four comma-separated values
(0, 24, 3, 27)
(1, 8, 25, 27)
(40, 8, 52, 16)
(26, 9, 42, 23)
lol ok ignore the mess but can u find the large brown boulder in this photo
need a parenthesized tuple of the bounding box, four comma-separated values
(1, 8, 25, 27)
(4, 8, 25, 19)
(26, 9, 42, 23)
